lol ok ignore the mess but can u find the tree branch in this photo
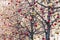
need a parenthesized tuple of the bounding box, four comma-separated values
(36, 1, 48, 8)
(34, 9, 47, 24)
(54, 7, 60, 9)
(34, 27, 42, 32)
(33, 18, 46, 34)
(34, 31, 44, 35)
(33, 16, 46, 32)
(51, 18, 60, 26)
(26, 0, 30, 5)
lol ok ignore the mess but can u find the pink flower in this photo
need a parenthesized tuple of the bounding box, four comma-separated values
(18, 9, 22, 12)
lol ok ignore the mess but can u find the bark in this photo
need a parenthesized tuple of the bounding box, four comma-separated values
(45, 22, 51, 40)
(30, 15, 34, 40)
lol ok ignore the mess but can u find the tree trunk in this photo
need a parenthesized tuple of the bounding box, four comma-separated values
(30, 15, 34, 40)
(31, 33, 33, 40)
(46, 0, 51, 39)
(45, 22, 51, 40)
(45, 28, 50, 40)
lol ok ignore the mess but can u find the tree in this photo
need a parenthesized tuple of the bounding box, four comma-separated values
(14, 0, 60, 40)
(17, 0, 60, 40)
(0, 0, 60, 40)
(36, 0, 60, 40)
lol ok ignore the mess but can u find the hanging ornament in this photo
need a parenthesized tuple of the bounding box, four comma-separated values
(18, 9, 22, 12)
(54, 23, 57, 26)
(49, 11, 52, 15)
(57, 15, 59, 18)
(20, 13, 24, 16)
(34, 22, 37, 27)
(42, 37, 46, 40)
(24, 31, 29, 36)
(47, 20, 50, 23)
(40, 7, 44, 14)
(40, 7, 43, 11)
(55, 32, 59, 34)
(57, 20, 60, 23)
(25, 16, 27, 18)
(55, 1, 58, 4)
(30, 3, 33, 7)
(35, 4, 37, 7)
(34, 1, 36, 4)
